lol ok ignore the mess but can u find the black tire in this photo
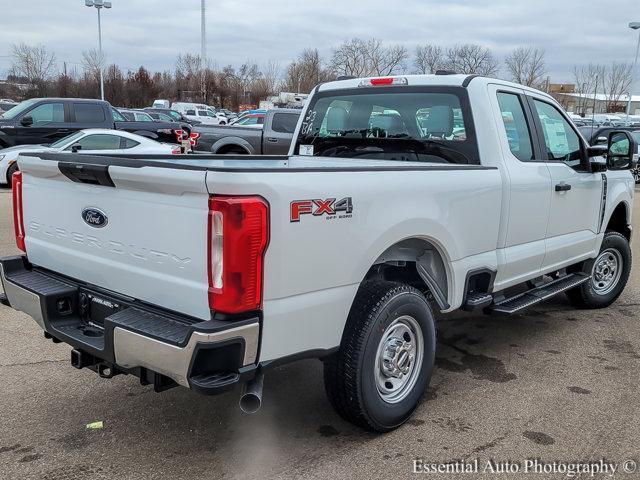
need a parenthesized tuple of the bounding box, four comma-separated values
(566, 231, 631, 309)
(632, 164, 640, 184)
(6, 162, 18, 186)
(323, 280, 436, 432)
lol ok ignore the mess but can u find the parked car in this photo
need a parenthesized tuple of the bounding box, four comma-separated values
(0, 129, 180, 185)
(230, 109, 266, 125)
(144, 108, 201, 126)
(0, 101, 18, 115)
(3, 74, 636, 432)
(172, 102, 227, 125)
(0, 98, 185, 149)
(194, 109, 300, 154)
(151, 99, 171, 109)
(233, 113, 265, 127)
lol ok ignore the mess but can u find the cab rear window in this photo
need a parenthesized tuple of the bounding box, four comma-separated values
(296, 86, 479, 164)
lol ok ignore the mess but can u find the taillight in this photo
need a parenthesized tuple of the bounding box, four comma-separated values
(171, 147, 181, 155)
(189, 132, 200, 147)
(174, 129, 184, 142)
(12, 171, 25, 252)
(208, 196, 269, 314)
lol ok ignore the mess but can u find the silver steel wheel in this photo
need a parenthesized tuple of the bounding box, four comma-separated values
(374, 315, 424, 404)
(591, 248, 623, 295)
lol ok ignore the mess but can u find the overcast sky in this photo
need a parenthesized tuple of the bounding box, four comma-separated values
(1, 0, 639, 83)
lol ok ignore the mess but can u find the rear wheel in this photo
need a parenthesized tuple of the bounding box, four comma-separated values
(566, 231, 631, 308)
(323, 280, 436, 432)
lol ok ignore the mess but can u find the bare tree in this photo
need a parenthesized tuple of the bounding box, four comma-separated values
(282, 49, 333, 93)
(330, 38, 408, 77)
(504, 46, 546, 87)
(414, 45, 444, 74)
(445, 44, 499, 76)
(573, 64, 605, 115)
(10, 43, 57, 93)
(603, 62, 633, 112)
(81, 49, 105, 78)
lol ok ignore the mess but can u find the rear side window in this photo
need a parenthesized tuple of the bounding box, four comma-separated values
(122, 138, 140, 149)
(496, 92, 534, 162)
(74, 103, 106, 123)
(533, 99, 583, 168)
(272, 113, 298, 133)
(27, 103, 65, 125)
(186, 110, 196, 115)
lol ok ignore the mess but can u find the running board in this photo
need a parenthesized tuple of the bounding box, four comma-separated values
(487, 273, 590, 315)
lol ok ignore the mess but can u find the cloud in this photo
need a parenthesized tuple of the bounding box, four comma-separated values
(1, 0, 638, 82)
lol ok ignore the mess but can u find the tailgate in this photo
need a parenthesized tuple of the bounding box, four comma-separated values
(18, 154, 211, 320)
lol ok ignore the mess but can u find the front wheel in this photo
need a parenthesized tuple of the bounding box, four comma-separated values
(566, 231, 632, 308)
(6, 162, 18, 186)
(632, 164, 640, 184)
(323, 280, 436, 432)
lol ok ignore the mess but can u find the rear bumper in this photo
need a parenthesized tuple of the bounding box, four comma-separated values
(0, 255, 259, 394)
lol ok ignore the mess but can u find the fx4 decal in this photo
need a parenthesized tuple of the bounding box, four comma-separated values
(290, 197, 353, 222)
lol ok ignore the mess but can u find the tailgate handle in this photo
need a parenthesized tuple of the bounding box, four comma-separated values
(59, 162, 115, 187)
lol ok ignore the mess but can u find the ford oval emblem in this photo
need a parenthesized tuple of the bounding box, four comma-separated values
(82, 208, 108, 228)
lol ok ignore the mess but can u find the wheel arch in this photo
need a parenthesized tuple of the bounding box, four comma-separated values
(212, 137, 253, 154)
(605, 200, 631, 241)
(362, 237, 452, 311)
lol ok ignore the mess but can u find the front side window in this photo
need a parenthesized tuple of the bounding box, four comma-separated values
(27, 102, 65, 125)
(68, 134, 122, 151)
(295, 87, 478, 164)
(533, 99, 583, 168)
(496, 92, 534, 162)
(134, 112, 153, 122)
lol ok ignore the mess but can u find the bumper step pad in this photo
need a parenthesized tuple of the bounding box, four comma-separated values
(488, 273, 590, 315)
(105, 308, 193, 347)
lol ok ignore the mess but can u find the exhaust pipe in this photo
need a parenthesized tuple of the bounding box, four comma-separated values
(239, 373, 264, 414)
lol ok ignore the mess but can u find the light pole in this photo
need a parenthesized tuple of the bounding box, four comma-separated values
(625, 21, 640, 120)
(84, 0, 112, 100)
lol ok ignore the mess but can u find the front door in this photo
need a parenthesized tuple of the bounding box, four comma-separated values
(16, 101, 68, 145)
(528, 95, 602, 271)
(263, 112, 298, 155)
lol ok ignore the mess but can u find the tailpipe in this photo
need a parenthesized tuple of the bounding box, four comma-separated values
(239, 373, 264, 414)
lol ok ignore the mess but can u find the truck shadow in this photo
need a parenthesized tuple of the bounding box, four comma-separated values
(34, 296, 600, 477)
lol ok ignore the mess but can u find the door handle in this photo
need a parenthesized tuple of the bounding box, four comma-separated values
(266, 137, 278, 143)
(555, 183, 572, 192)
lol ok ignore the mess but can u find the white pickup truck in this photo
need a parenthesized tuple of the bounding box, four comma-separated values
(2, 73, 637, 432)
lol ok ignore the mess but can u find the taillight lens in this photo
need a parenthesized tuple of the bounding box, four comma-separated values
(359, 77, 408, 87)
(208, 196, 269, 314)
(12, 171, 25, 252)
(189, 132, 200, 147)
(174, 129, 184, 142)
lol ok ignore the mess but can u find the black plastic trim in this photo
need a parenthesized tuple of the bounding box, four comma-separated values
(259, 347, 339, 371)
(462, 74, 481, 87)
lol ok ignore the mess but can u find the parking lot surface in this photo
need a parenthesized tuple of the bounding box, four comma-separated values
(0, 188, 639, 480)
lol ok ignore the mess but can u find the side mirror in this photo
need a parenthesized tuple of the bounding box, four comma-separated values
(607, 131, 638, 170)
(71, 143, 82, 153)
(20, 115, 33, 127)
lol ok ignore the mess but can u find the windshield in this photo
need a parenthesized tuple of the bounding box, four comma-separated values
(295, 87, 479, 164)
(1, 99, 39, 119)
(50, 131, 84, 149)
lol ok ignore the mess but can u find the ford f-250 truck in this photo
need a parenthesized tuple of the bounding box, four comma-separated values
(194, 108, 300, 154)
(1, 74, 636, 432)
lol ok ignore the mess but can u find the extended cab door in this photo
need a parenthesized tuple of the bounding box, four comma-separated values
(263, 112, 298, 155)
(527, 95, 602, 271)
(488, 85, 552, 290)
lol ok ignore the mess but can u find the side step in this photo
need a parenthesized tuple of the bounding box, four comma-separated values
(488, 273, 590, 315)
